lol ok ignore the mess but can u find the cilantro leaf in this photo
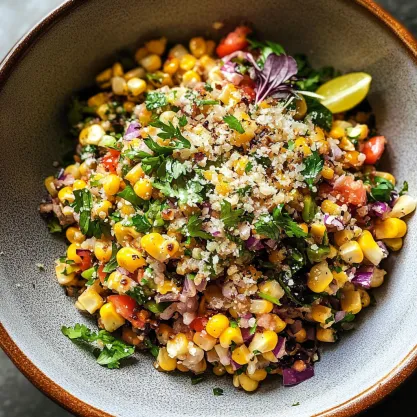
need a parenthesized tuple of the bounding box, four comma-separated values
(204, 82, 213, 92)
(157, 158, 189, 182)
(220, 200, 244, 228)
(149, 120, 191, 149)
(126, 286, 147, 305)
(399, 181, 409, 196)
(248, 38, 285, 67)
(145, 91, 167, 110)
(223, 115, 245, 134)
(47, 218, 62, 234)
(304, 96, 333, 131)
(178, 115, 188, 127)
(213, 388, 224, 396)
(184, 214, 213, 240)
(117, 185, 147, 208)
(370, 176, 394, 202)
(124, 213, 152, 233)
(302, 151, 324, 191)
(102, 243, 118, 273)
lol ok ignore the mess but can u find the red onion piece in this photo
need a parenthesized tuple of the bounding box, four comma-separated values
(159, 303, 177, 320)
(272, 336, 286, 358)
(124, 121, 141, 141)
(180, 277, 196, 303)
(116, 266, 134, 278)
(282, 365, 314, 386)
(230, 358, 242, 371)
(156, 293, 180, 303)
(334, 311, 346, 323)
(245, 236, 265, 251)
(352, 266, 373, 289)
(194, 278, 207, 292)
(323, 214, 344, 231)
(306, 327, 316, 341)
(370, 202, 390, 218)
(241, 327, 254, 344)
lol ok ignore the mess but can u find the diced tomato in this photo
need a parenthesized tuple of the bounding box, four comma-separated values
(101, 150, 120, 173)
(97, 264, 107, 284)
(189, 316, 208, 332)
(239, 85, 256, 102)
(76, 250, 92, 271)
(216, 26, 252, 58)
(332, 175, 367, 206)
(108, 295, 146, 329)
(361, 136, 385, 165)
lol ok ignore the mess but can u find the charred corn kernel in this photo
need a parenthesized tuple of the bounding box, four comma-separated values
(79, 124, 105, 146)
(308, 261, 333, 293)
(88, 92, 108, 108)
(157, 347, 177, 371)
(116, 247, 146, 273)
(215, 181, 231, 195)
(262, 351, 278, 363)
(310, 223, 326, 243)
(329, 126, 345, 139)
(163, 58, 180, 75)
(125, 164, 145, 184)
(55, 263, 76, 285)
(249, 368, 268, 382)
(341, 290, 362, 314)
(239, 373, 259, 392)
(193, 331, 217, 351)
(316, 327, 336, 342)
(344, 150, 363, 167)
(189, 37, 206, 58)
(111, 76, 127, 95)
(294, 328, 307, 343)
(44, 176, 57, 197)
(127, 77, 147, 96)
(133, 178, 153, 200)
(145, 37, 167, 55)
(339, 241, 364, 264)
(375, 171, 395, 185)
(141, 233, 179, 262)
(205, 40, 216, 56)
(72, 180, 87, 191)
(389, 195, 417, 218)
(96, 68, 112, 86)
(358, 288, 371, 308)
(248, 330, 278, 354)
(135, 46, 149, 63)
(64, 164, 81, 179)
(166, 333, 189, 358)
(383, 238, 403, 251)
(371, 268, 386, 288)
(321, 166, 334, 180)
(94, 240, 113, 262)
(332, 270, 349, 287)
(77, 289, 104, 314)
(140, 54, 162, 72)
(334, 229, 354, 247)
(213, 364, 226, 376)
(100, 302, 125, 332)
(67, 243, 82, 263)
(311, 305, 333, 324)
(219, 327, 244, 348)
(294, 137, 312, 156)
(339, 136, 355, 151)
(357, 230, 384, 265)
(268, 249, 285, 264)
(106, 271, 132, 292)
(206, 314, 229, 338)
(94, 200, 112, 218)
(182, 70, 201, 86)
(124, 67, 146, 81)
(176, 363, 189, 372)
(114, 222, 140, 243)
(156, 324, 174, 344)
(180, 54, 197, 71)
(58, 186, 74, 204)
(66, 227, 85, 244)
(258, 280, 284, 301)
(219, 83, 240, 106)
(321, 199, 341, 215)
(375, 218, 407, 239)
(250, 299, 273, 314)
(103, 174, 120, 196)
(232, 345, 252, 365)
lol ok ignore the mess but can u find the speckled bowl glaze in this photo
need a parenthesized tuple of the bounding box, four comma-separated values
(1, 0, 417, 416)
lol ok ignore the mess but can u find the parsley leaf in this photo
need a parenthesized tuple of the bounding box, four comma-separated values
(370, 176, 394, 202)
(223, 115, 245, 134)
(157, 158, 189, 182)
(145, 91, 167, 110)
(220, 200, 244, 228)
(399, 181, 409, 196)
(178, 115, 188, 127)
(126, 286, 147, 305)
(302, 151, 324, 191)
(102, 243, 118, 273)
(204, 82, 213, 92)
(149, 120, 191, 149)
(124, 213, 152, 233)
(117, 185, 147, 208)
(304, 96, 333, 131)
(184, 214, 213, 240)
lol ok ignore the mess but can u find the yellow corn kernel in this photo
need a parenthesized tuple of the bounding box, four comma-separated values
(93, 200, 112, 218)
(219, 83, 240, 106)
(55, 263, 76, 285)
(145, 37, 167, 55)
(389, 195, 417, 219)
(231, 120, 256, 147)
(383, 238, 403, 251)
(219, 327, 244, 348)
(66, 227, 85, 244)
(67, 243, 82, 264)
(215, 181, 231, 196)
(157, 347, 177, 371)
(103, 174, 120, 196)
(249, 368, 268, 382)
(163, 58, 180, 75)
(250, 299, 274, 314)
(262, 351, 278, 363)
(64, 164, 81, 179)
(374, 171, 395, 185)
(79, 161, 90, 176)
(238, 373, 259, 392)
(370, 268, 386, 288)
(294, 328, 307, 343)
(357, 230, 384, 265)
(79, 124, 105, 146)
(328, 245, 338, 259)
(127, 77, 147, 96)
(125, 164, 145, 184)
(339, 136, 355, 151)
(206, 314, 229, 338)
(111, 76, 127, 95)
(311, 305, 333, 324)
(77, 288, 104, 314)
(166, 333, 189, 358)
(58, 186, 74, 204)
(258, 280, 284, 301)
(87, 92, 108, 108)
(72, 180, 86, 191)
(376, 218, 407, 239)
(106, 271, 131, 292)
(156, 324, 174, 345)
(199, 55, 216, 72)
(232, 345, 252, 365)
(212, 364, 226, 376)
(189, 37, 207, 58)
(343, 150, 363, 167)
(140, 54, 162, 72)
(268, 249, 285, 264)
(133, 178, 153, 200)
(294, 137, 312, 156)
(299, 223, 309, 234)
(341, 290, 362, 314)
(176, 363, 189, 372)
(141, 232, 179, 262)
(116, 247, 146, 273)
(316, 327, 336, 342)
(334, 229, 354, 247)
(96, 68, 112, 86)
(182, 70, 201, 87)
(332, 270, 349, 287)
(310, 223, 327, 244)
(100, 302, 125, 332)
(321, 166, 334, 180)
(180, 54, 197, 71)
(94, 240, 113, 263)
(329, 126, 345, 139)
(233, 374, 240, 388)
(308, 261, 333, 293)
(358, 288, 371, 308)
(135, 46, 149, 62)
(321, 199, 341, 215)
(339, 241, 364, 264)
(248, 330, 278, 354)
(271, 315, 287, 333)
(119, 203, 134, 216)
(114, 222, 140, 243)
(111, 62, 124, 77)
(193, 331, 217, 351)
(234, 157, 248, 175)
(44, 176, 57, 197)
(124, 67, 146, 81)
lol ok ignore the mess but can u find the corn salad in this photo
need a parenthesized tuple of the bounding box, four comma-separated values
(40, 26, 415, 391)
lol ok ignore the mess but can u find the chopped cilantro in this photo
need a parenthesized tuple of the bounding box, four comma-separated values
(237, 185, 251, 196)
(126, 286, 147, 305)
(47, 218, 62, 234)
(342, 312, 356, 323)
(292, 402, 300, 407)
(399, 181, 409, 196)
(248, 38, 285, 67)
(223, 115, 245, 134)
(220, 200, 244, 229)
(249, 321, 257, 335)
(213, 388, 224, 396)
(304, 96, 333, 131)
(144, 338, 160, 358)
(149, 120, 191, 150)
(102, 243, 118, 273)
(230, 320, 238, 328)
(178, 115, 188, 127)
(117, 185, 147, 208)
(191, 375, 204, 385)
(302, 151, 324, 191)
(204, 82, 213, 92)
(123, 213, 152, 233)
(145, 91, 167, 110)
(370, 176, 394, 202)
(244, 161, 253, 173)
(184, 214, 213, 240)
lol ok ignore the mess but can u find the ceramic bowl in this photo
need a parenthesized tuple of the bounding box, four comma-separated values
(1, 1, 417, 416)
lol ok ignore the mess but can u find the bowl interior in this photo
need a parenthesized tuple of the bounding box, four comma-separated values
(1, 1, 417, 416)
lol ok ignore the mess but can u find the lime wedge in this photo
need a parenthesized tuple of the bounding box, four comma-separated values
(316, 72, 372, 113)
